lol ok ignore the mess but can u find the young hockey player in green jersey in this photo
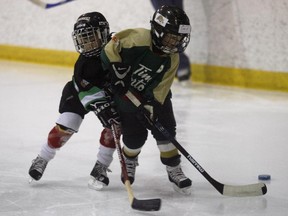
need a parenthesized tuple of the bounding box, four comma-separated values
(101, 5, 192, 194)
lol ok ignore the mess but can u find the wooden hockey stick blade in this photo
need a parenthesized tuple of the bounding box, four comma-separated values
(132, 197, 161, 211)
(124, 180, 161, 211)
(111, 124, 161, 211)
(28, 0, 75, 9)
(29, 0, 46, 8)
(222, 183, 267, 197)
(207, 174, 267, 196)
(125, 91, 267, 197)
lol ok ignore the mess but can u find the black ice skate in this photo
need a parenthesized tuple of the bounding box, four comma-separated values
(29, 155, 48, 181)
(121, 156, 138, 185)
(166, 164, 192, 195)
(177, 68, 191, 82)
(88, 161, 111, 190)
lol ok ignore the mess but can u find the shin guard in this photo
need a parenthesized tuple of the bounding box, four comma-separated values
(99, 128, 116, 149)
(47, 125, 73, 149)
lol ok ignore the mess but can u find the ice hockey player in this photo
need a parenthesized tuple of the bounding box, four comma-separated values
(101, 5, 192, 194)
(28, 12, 120, 190)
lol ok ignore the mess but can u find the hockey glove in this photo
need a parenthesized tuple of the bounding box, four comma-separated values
(136, 100, 159, 130)
(110, 62, 131, 95)
(90, 97, 120, 128)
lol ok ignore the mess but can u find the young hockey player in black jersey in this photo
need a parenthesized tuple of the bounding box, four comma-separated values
(101, 5, 192, 194)
(28, 12, 119, 190)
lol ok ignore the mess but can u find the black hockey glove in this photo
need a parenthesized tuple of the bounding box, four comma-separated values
(90, 97, 120, 128)
(136, 100, 160, 130)
(110, 62, 131, 95)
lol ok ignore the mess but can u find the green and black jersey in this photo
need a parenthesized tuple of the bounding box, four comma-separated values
(101, 28, 179, 110)
(73, 54, 110, 110)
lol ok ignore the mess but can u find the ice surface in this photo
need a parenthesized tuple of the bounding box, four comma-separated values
(1, 60, 288, 216)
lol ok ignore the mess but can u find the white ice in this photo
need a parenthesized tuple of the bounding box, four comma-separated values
(1, 60, 288, 216)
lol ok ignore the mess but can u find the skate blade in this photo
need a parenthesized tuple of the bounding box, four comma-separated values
(28, 177, 34, 184)
(88, 178, 107, 191)
(172, 184, 192, 195)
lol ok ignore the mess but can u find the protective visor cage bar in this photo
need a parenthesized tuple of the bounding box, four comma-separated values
(72, 27, 101, 56)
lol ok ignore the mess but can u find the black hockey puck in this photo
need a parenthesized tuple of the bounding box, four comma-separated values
(258, 174, 271, 181)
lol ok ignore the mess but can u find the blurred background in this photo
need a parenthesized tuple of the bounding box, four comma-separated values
(0, 0, 287, 91)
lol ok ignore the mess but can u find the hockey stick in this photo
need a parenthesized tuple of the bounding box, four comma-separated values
(125, 91, 267, 197)
(28, 0, 75, 9)
(110, 123, 161, 211)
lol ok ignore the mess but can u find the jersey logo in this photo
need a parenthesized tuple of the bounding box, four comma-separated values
(112, 64, 131, 79)
(131, 64, 166, 91)
(156, 65, 164, 73)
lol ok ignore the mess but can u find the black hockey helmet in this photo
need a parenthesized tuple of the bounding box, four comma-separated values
(72, 12, 110, 57)
(150, 5, 191, 54)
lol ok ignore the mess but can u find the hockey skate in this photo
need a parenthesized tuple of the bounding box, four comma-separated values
(88, 161, 111, 190)
(121, 156, 138, 185)
(166, 164, 192, 195)
(29, 155, 48, 182)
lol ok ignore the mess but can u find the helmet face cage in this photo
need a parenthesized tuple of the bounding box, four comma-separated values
(72, 26, 109, 57)
(151, 6, 191, 54)
(72, 12, 109, 57)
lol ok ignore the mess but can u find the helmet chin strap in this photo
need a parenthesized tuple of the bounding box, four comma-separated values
(151, 42, 166, 55)
(161, 46, 177, 54)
